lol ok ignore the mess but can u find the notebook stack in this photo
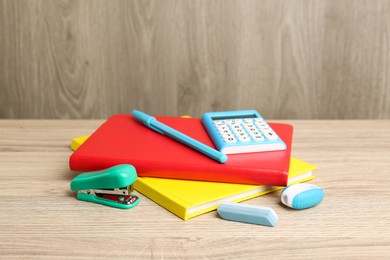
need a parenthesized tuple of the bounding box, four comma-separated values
(69, 114, 316, 220)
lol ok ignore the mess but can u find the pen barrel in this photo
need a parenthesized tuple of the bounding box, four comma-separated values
(152, 120, 227, 163)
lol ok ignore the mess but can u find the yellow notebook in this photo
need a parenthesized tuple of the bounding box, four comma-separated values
(134, 157, 316, 220)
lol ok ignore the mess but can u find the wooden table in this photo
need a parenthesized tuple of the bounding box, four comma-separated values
(0, 120, 389, 259)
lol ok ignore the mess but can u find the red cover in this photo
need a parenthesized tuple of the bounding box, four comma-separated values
(69, 114, 293, 186)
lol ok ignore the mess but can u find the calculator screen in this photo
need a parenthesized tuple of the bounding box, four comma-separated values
(211, 114, 257, 120)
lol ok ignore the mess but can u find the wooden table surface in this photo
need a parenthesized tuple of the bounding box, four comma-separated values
(0, 120, 389, 259)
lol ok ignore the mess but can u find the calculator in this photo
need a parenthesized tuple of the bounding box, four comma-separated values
(201, 110, 286, 154)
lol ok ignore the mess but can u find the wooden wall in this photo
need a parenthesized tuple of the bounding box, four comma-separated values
(1, 0, 390, 119)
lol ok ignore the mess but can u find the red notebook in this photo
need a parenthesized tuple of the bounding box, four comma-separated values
(69, 115, 293, 186)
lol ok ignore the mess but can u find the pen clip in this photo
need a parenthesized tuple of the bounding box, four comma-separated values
(147, 119, 164, 135)
(132, 110, 164, 135)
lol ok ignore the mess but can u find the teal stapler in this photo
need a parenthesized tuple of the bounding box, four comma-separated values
(70, 164, 140, 209)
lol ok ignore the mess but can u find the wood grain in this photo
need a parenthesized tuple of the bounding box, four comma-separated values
(1, 0, 390, 119)
(0, 119, 389, 258)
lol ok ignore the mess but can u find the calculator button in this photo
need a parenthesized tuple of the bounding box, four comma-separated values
(238, 136, 251, 142)
(219, 129, 231, 135)
(222, 133, 235, 138)
(248, 127, 257, 132)
(218, 126, 230, 131)
(252, 135, 265, 142)
(244, 123, 254, 128)
(248, 129, 259, 136)
(236, 132, 249, 138)
(233, 128, 245, 134)
(254, 118, 264, 123)
(224, 137, 237, 143)
(260, 126, 270, 131)
(249, 131, 262, 137)
(214, 120, 225, 125)
(256, 125, 270, 131)
(231, 125, 242, 131)
(217, 125, 229, 131)
(256, 122, 269, 128)
(224, 119, 234, 125)
(264, 131, 278, 140)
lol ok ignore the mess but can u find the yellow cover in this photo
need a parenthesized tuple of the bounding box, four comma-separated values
(134, 157, 316, 220)
(70, 136, 90, 151)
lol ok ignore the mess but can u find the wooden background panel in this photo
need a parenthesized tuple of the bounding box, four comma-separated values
(0, 0, 390, 119)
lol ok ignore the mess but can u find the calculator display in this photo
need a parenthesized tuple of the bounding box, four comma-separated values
(201, 110, 286, 154)
(211, 114, 257, 120)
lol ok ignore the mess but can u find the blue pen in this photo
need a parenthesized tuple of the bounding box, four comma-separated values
(132, 110, 228, 163)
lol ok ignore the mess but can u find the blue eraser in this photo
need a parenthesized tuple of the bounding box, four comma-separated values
(281, 183, 324, 209)
(217, 202, 278, 227)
